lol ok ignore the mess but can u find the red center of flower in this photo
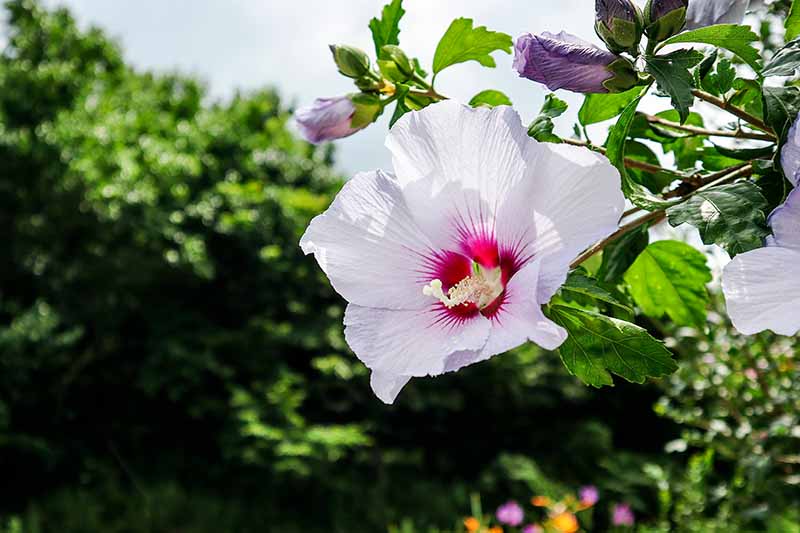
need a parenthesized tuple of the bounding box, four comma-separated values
(422, 234, 523, 324)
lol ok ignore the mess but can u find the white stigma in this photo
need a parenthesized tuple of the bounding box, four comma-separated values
(422, 265, 504, 309)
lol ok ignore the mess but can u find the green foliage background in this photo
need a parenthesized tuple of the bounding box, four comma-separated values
(0, 1, 798, 532)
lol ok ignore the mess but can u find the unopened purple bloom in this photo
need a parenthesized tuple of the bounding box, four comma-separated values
(579, 485, 599, 506)
(612, 503, 635, 526)
(686, 0, 749, 30)
(522, 525, 544, 533)
(644, 0, 689, 40)
(648, 0, 689, 20)
(596, 0, 644, 53)
(295, 96, 361, 144)
(496, 501, 525, 526)
(597, 0, 637, 21)
(514, 32, 636, 94)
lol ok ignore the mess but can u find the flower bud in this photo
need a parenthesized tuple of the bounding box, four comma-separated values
(295, 94, 380, 144)
(685, 0, 749, 31)
(595, 0, 644, 54)
(514, 32, 638, 94)
(329, 45, 371, 79)
(378, 45, 414, 82)
(644, 0, 689, 41)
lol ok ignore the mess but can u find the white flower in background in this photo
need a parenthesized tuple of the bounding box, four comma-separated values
(300, 101, 625, 403)
(781, 117, 800, 187)
(685, 0, 749, 31)
(723, 114, 800, 336)
(722, 187, 800, 336)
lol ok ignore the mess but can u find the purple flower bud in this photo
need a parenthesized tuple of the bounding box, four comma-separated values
(612, 503, 635, 526)
(514, 32, 637, 94)
(295, 95, 379, 144)
(496, 501, 524, 527)
(595, 0, 644, 53)
(579, 485, 599, 506)
(685, 0, 749, 31)
(644, 0, 689, 41)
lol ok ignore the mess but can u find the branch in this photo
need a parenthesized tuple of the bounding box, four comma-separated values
(570, 163, 754, 269)
(644, 114, 775, 142)
(692, 89, 773, 135)
(570, 210, 667, 269)
(561, 138, 673, 175)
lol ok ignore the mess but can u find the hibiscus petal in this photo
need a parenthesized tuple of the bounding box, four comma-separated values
(767, 187, 800, 251)
(369, 371, 412, 404)
(386, 101, 531, 249)
(480, 260, 568, 357)
(343, 303, 491, 378)
(300, 170, 436, 310)
(781, 116, 800, 187)
(686, 0, 749, 30)
(722, 246, 800, 336)
(510, 143, 625, 301)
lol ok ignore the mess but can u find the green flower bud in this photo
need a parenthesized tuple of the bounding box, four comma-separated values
(377, 45, 415, 82)
(644, 0, 688, 42)
(329, 45, 372, 79)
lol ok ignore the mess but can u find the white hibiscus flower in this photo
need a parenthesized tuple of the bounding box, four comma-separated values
(300, 101, 625, 403)
(722, 186, 800, 336)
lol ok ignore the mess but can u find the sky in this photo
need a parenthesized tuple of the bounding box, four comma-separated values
(27, 0, 602, 174)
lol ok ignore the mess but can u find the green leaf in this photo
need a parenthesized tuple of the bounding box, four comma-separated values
(716, 59, 736, 94)
(645, 50, 703, 124)
(369, 0, 405, 56)
(432, 18, 512, 75)
(660, 24, 761, 72)
(762, 37, 800, 77)
(562, 269, 634, 316)
(666, 181, 770, 257)
(711, 143, 775, 161)
(623, 240, 712, 327)
(468, 89, 512, 108)
(605, 88, 679, 210)
(695, 49, 718, 86)
(527, 94, 568, 143)
(787, 1, 800, 42)
(762, 85, 800, 142)
(597, 225, 649, 284)
(548, 305, 677, 388)
(626, 141, 679, 193)
(578, 87, 642, 126)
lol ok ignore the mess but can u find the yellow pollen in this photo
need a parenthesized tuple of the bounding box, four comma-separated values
(422, 266, 503, 309)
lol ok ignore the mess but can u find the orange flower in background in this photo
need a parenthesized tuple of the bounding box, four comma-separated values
(531, 496, 552, 507)
(488, 527, 504, 533)
(464, 517, 480, 532)
(550, 512, 579, 533)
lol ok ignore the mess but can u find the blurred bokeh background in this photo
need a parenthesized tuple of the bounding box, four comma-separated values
(0, 1, 798, 532)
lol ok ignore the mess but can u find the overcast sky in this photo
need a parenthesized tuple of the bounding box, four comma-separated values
(27, 0, 605, 174)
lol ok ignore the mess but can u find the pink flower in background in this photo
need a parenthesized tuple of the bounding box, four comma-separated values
(744, 368, 758, 381)
(579, 485, 599, 506)
(301, 101, 625, 403)
(612, 503, 635, 526)
(522, 525, 544, 533)
(496, 500, 524, 526)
